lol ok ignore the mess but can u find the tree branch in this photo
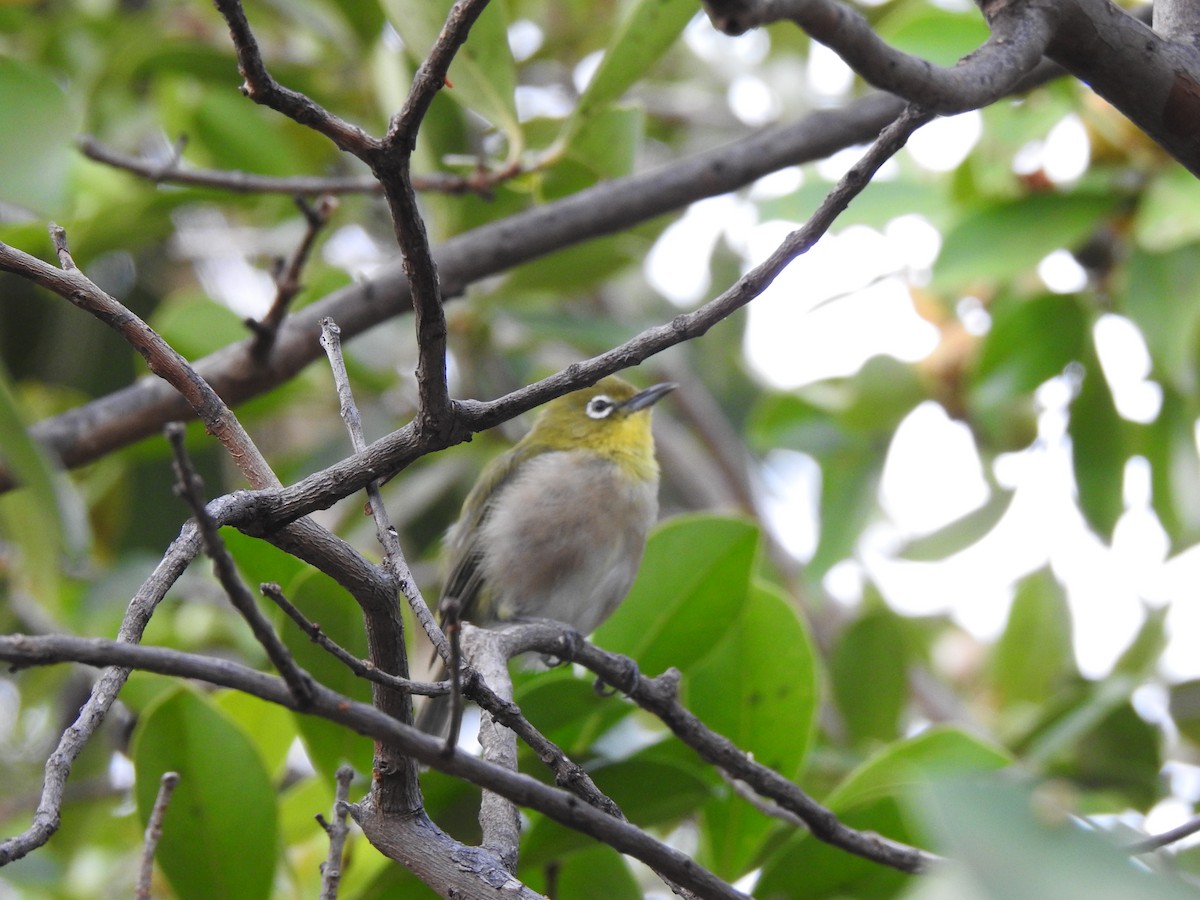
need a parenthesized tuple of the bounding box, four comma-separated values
(701, 0, 1056, 114)
(0, 633, 747, 900)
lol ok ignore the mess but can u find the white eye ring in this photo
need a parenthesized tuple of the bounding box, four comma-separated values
(586, 395, 616, 419)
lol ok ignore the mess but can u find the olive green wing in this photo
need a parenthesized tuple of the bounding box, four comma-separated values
(439, 442, 533, 624)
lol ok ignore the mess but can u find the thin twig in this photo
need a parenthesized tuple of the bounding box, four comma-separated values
(1128, 813, 1200, 854)
(0, 632, 747, 899)
(135, 771, 181, 900)
(319, 765, 355, 900)
(318, 317, 447, 660)
(77, 136, 523, 196)
(0, 523, 202, 866)
(250, 195, 338, 359)
(261, 582, 447, 696)
(166, 424, 316, 708)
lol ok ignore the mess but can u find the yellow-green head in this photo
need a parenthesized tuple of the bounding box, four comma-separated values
(519, 376, 676, 482)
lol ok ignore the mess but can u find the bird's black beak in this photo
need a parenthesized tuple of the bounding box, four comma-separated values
(622, 382, 677, 413)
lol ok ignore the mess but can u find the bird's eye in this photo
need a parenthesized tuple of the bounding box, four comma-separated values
(585, 395, 616, 419)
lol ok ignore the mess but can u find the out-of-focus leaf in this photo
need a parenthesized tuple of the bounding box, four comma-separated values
(1141, 388, 1200, 546)
(559, 0, 695, 147)
(213, 689, 298, 779)
(907, 776, 1196, 900)
(876, 5, 991, 68)
(1169, 680, 1200, 746)
(1120, 245, 1200, 392)
(0, 362, 88, 615)
(523, 743, 713, 864)
(1069, 351, 1129, 538)
(0, 58, 76, 214)
(382, 0, 521, 157)
(1020, 676, 1160, 807)
(692, 581, 820, 879)
(524, 845, 641, 900)
(132, 688, 279, 900)
(991, 568, 1075, 705)
(756, 728, 1009, 900)
(597, 515, 758, 676)
(831, 607, 909, 746)
(513, 666, 632, 757)
(278, 569, 374, 782)
(899, 485, 1014, 561)
(934, 193, 1118, 289)
(1113, 605, 1168, 677)
(1133, 164, 1200, 252)
(759, 174, 950, 231)
(826, 726, 1012, 813)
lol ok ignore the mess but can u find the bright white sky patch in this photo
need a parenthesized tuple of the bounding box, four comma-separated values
(1094, 313, 1163, 423)
(806, 42, 854, 99)
(880, 401, 989, 536)
(728, 74, 780, 126)
(507, 19, 543, 62)
(907, 112, 982, 172)
(743, 223, 939, 386)
(1038, 248, 1088, 293)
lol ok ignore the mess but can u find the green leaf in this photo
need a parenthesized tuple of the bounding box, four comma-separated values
(596, 515, 758, 676)
(908, 776, 1196, 899)
(1141, 388, 1200, 546)
(899, 485, 1014, 561)
(830, 608, 909, 746)
(934, 193, 1118, 289)
(756, 728, 1009, 899)
(991, 569, 1075, 705)
(759, 174, 951, 232)
(691, 581, 820, 879)
(689, 580, 818, 775)
(558, 0, 696, 147)
(1120, 246, 1200, 392)
(1132, 163, 1200, 252)
(213, 689, 298, 779)
(876, 5, 992, 68)
(525, 844, 641, 900)
(0, 362, 88, 615)
(0, 58, 77, 214)
(826, 726, 1012, 813)
(523, 744, 713, 864)
(1069, 349, 1128, 538)
(278, 569, 375, 782)
(1169, 680, 1200, 746)
(132, 688, 279, 900)
(382, 0, 521, 157)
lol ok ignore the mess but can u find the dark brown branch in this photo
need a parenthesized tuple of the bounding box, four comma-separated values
(184, 105, 935, 538)
(318, 765, 355, 900)
(0, 524, 201, 865)
(261, 582, 447, 697)
(250, 195, 338, 359)
(210, 0, 377, 156)
(702, 0, 1055, 115)
(0, 633, 747, 900)
(493, 623, 941, 875)
(166, 424, 316, 707)
(5, 89, 926, 491)
(77, 135, 525, 196)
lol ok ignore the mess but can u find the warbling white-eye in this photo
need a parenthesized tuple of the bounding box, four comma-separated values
(417, 375, 675, 734)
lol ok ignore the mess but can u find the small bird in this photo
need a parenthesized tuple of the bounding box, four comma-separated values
(417, 375, 675, 735)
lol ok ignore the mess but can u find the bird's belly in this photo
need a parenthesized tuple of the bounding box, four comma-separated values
(479, 452, 657, 634)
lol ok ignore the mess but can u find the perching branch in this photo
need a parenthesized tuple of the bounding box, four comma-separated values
(0, 632, 747, 900)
